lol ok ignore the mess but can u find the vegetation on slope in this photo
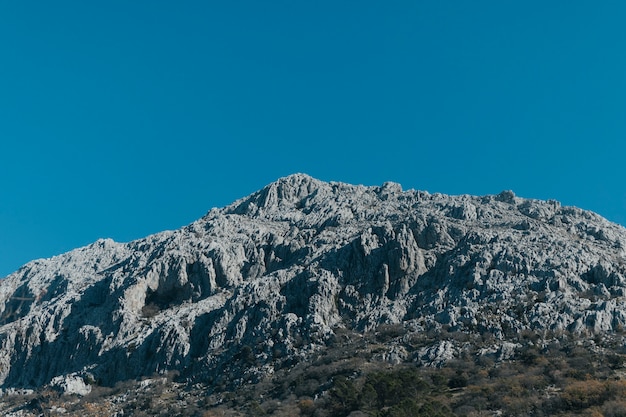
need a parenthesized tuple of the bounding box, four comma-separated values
(3, 325, 626, 416)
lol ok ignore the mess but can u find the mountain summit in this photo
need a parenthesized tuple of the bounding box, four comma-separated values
(1, 174, 626, 393)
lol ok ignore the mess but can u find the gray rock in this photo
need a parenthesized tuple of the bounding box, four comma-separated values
(1, 173, 626, 390)
(50, 374, 92, 396)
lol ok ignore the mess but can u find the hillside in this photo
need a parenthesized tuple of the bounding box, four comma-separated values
(2, 174, 626, 416)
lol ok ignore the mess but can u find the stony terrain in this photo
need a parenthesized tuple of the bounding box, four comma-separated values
(1, 173, 626, 413)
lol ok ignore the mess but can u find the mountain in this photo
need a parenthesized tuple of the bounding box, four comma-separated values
(1, 173, 626, 402)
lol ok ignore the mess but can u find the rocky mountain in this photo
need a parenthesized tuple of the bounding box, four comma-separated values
(2, 173, 626, 395)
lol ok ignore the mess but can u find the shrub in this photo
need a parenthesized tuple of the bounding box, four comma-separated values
(447, 373, 468, 389)
(366, 368, 429, 407)
(560, 380, 609, 410)
(141, 303, 160, 318)
(603, 400, 626, 417)
(298, 398, 315, 415)
(330, 376, 359, 415)
(375, 324, 406, 342)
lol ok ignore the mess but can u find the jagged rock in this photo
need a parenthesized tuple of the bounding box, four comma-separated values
(50, 374, 92, 396)
(1, 173, 626, 390)
(417, 341, 458, 367)
(478, 342, 521, 361)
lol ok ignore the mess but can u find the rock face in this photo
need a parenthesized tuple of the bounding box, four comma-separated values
(1, 173, 626, 390)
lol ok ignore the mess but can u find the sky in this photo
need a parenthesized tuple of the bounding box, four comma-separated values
(1, 2, 625, 277)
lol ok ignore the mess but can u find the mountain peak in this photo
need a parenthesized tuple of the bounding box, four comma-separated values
(270, 172, 324, 199)
(227, 173, 327, 215)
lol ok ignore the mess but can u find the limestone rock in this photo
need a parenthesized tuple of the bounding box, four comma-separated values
(1, 174, 626, 390)
(50, 374, 92, 396)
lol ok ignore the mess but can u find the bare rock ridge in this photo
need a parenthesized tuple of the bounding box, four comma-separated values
(1, 173, 626, 391)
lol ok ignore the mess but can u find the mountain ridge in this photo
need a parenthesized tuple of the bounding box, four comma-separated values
(1, 173, 626, 394)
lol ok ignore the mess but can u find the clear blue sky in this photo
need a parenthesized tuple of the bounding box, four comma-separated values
(1, 2, 625, 277)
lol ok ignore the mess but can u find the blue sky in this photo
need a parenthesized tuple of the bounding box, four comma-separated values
(1, 2, 625, 277)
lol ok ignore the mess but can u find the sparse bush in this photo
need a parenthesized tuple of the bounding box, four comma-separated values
(603, 400, 626, 417)
(141, 302, 160, 318)
(366, 367, 429, 408)
(375, 324, 406, 342)
(298, 398, 315, 415)
(447, 373, 468, 389)
(329, 376, 359, 415)
(560, 380, 609, 410)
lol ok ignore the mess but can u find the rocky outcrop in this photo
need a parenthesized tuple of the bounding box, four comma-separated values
(1, 173, 626, 391)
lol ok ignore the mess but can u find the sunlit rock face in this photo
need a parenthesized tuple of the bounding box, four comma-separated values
(1, 173, 626, 390)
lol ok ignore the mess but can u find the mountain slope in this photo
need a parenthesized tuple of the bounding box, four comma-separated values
(1, 173, 626, 391)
